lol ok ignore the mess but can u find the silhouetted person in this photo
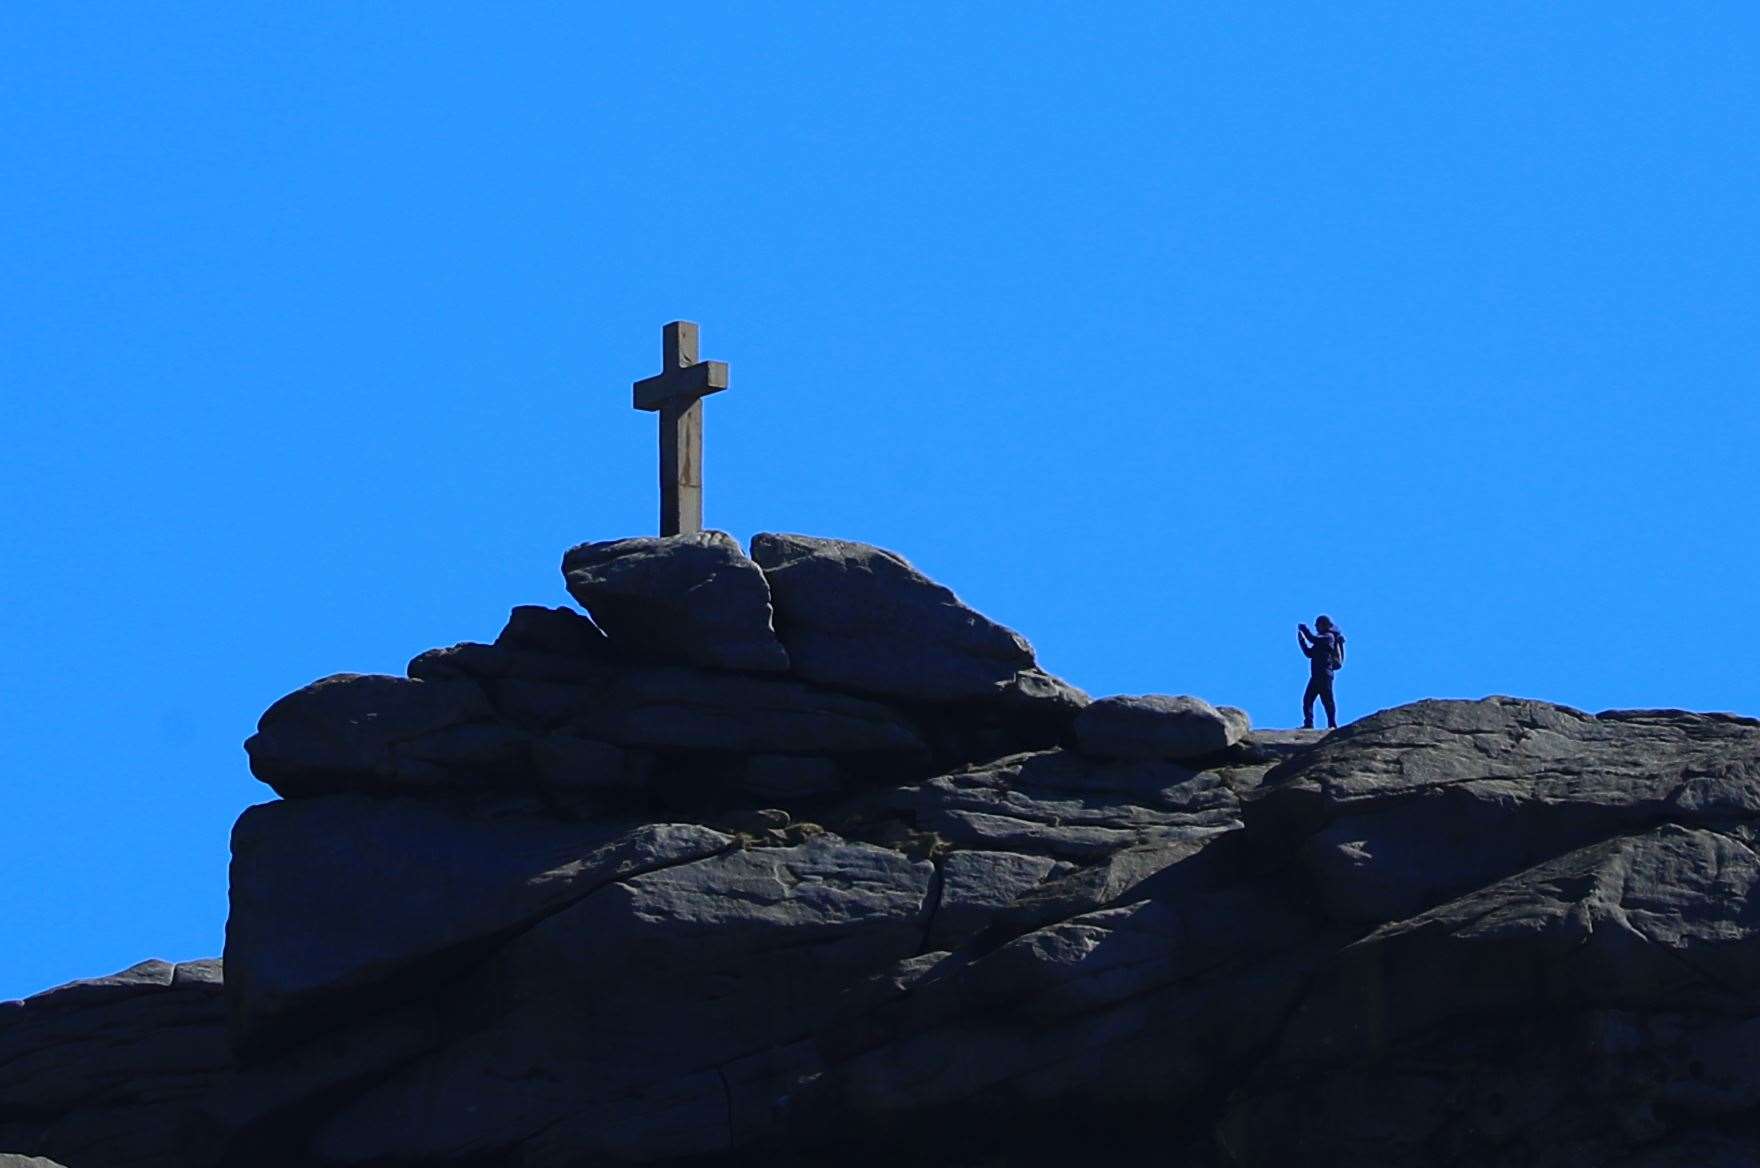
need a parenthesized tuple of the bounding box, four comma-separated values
(1297, 615, 1345, 729)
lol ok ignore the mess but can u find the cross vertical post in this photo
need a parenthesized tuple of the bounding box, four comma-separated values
(657, 396, 702, 536)
(632, 321, 728, 537)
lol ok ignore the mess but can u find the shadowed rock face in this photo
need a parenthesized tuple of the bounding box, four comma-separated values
(562, 532, 790, 674)
(243, 673, 530, 798)
(1073, 694, 1251, 761)
(1243, 697, 1760, 925)
(9, 537, 1760, 1168)
(224, 798, 733, 1056)
(750, 532, 1088, 719)
(0, 960, 225, 1168)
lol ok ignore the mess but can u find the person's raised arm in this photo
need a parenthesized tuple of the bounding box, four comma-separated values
(1297, 624, 1314, 655)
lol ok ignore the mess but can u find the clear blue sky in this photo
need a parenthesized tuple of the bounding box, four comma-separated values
(3, 6, 1757, 999)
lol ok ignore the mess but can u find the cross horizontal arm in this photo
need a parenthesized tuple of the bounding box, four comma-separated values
(632, 360, 729, 411)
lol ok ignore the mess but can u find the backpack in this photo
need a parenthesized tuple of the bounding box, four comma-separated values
(1329, 634, 1346, 671)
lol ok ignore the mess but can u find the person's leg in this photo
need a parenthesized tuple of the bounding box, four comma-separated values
(1320, 678, 1338, 729)
(1302, 678, 1320, 729)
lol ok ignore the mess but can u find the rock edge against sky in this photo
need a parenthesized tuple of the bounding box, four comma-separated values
(5, 532, 1759, 1168)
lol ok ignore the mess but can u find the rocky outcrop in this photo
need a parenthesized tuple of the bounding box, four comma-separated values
(1073, 693, 1251, 760)
(562, 532, 789, 673)
(750, 533, 1087, 718)
(0, 960, 226, 1168)
(8, 533, 1760, 1167)
(243, 534, 1087, 814)
(794, 700, 1760, 1166)
(243, 673, 529, 798)
(301, 835, 932, 1164)
(1241, 697, 1760, 925)
(225, 798, 733, 1054)
(1219, 819, 1760, 1166)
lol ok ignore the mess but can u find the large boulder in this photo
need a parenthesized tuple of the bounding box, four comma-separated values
(1073, 694, 1250, 761)
(1222, 824, 1760, 1166)
(749, 533, 1086, 714)
(408, 606, 620, 688)
(249, 662, 932, 806)
(225, 795, 730, 1053)
(244, 673, 530, 798)
(293, 836, 933, 1164)
(1244, 698, 1760, 926)
(562, 532, 789, 673)
(0, 960, 227, 1168)
(496, 603, 613, 657)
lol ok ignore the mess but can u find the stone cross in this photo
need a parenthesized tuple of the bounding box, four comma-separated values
(631, 321, 728, 537)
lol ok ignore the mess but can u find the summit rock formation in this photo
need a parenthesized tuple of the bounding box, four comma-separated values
(4, 532, 1759, 1167)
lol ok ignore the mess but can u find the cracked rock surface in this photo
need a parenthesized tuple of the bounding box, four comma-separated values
(562, 532, 790, 674)
(0, 960, 225, 1167)
(7, 537, 1760, 1167)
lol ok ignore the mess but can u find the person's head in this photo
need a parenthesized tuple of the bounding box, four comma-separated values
(1315, 615, 1334, 633)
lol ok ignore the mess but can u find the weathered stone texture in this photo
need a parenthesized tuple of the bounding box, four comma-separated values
(244, 672, 529, 798)
(17, 534, 1760, 1168)
(750, 532, 1087, 718)
(1074, 693, 1249, 760)
(562, 531, 788, 673)
(0, 960, 226, 1168)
